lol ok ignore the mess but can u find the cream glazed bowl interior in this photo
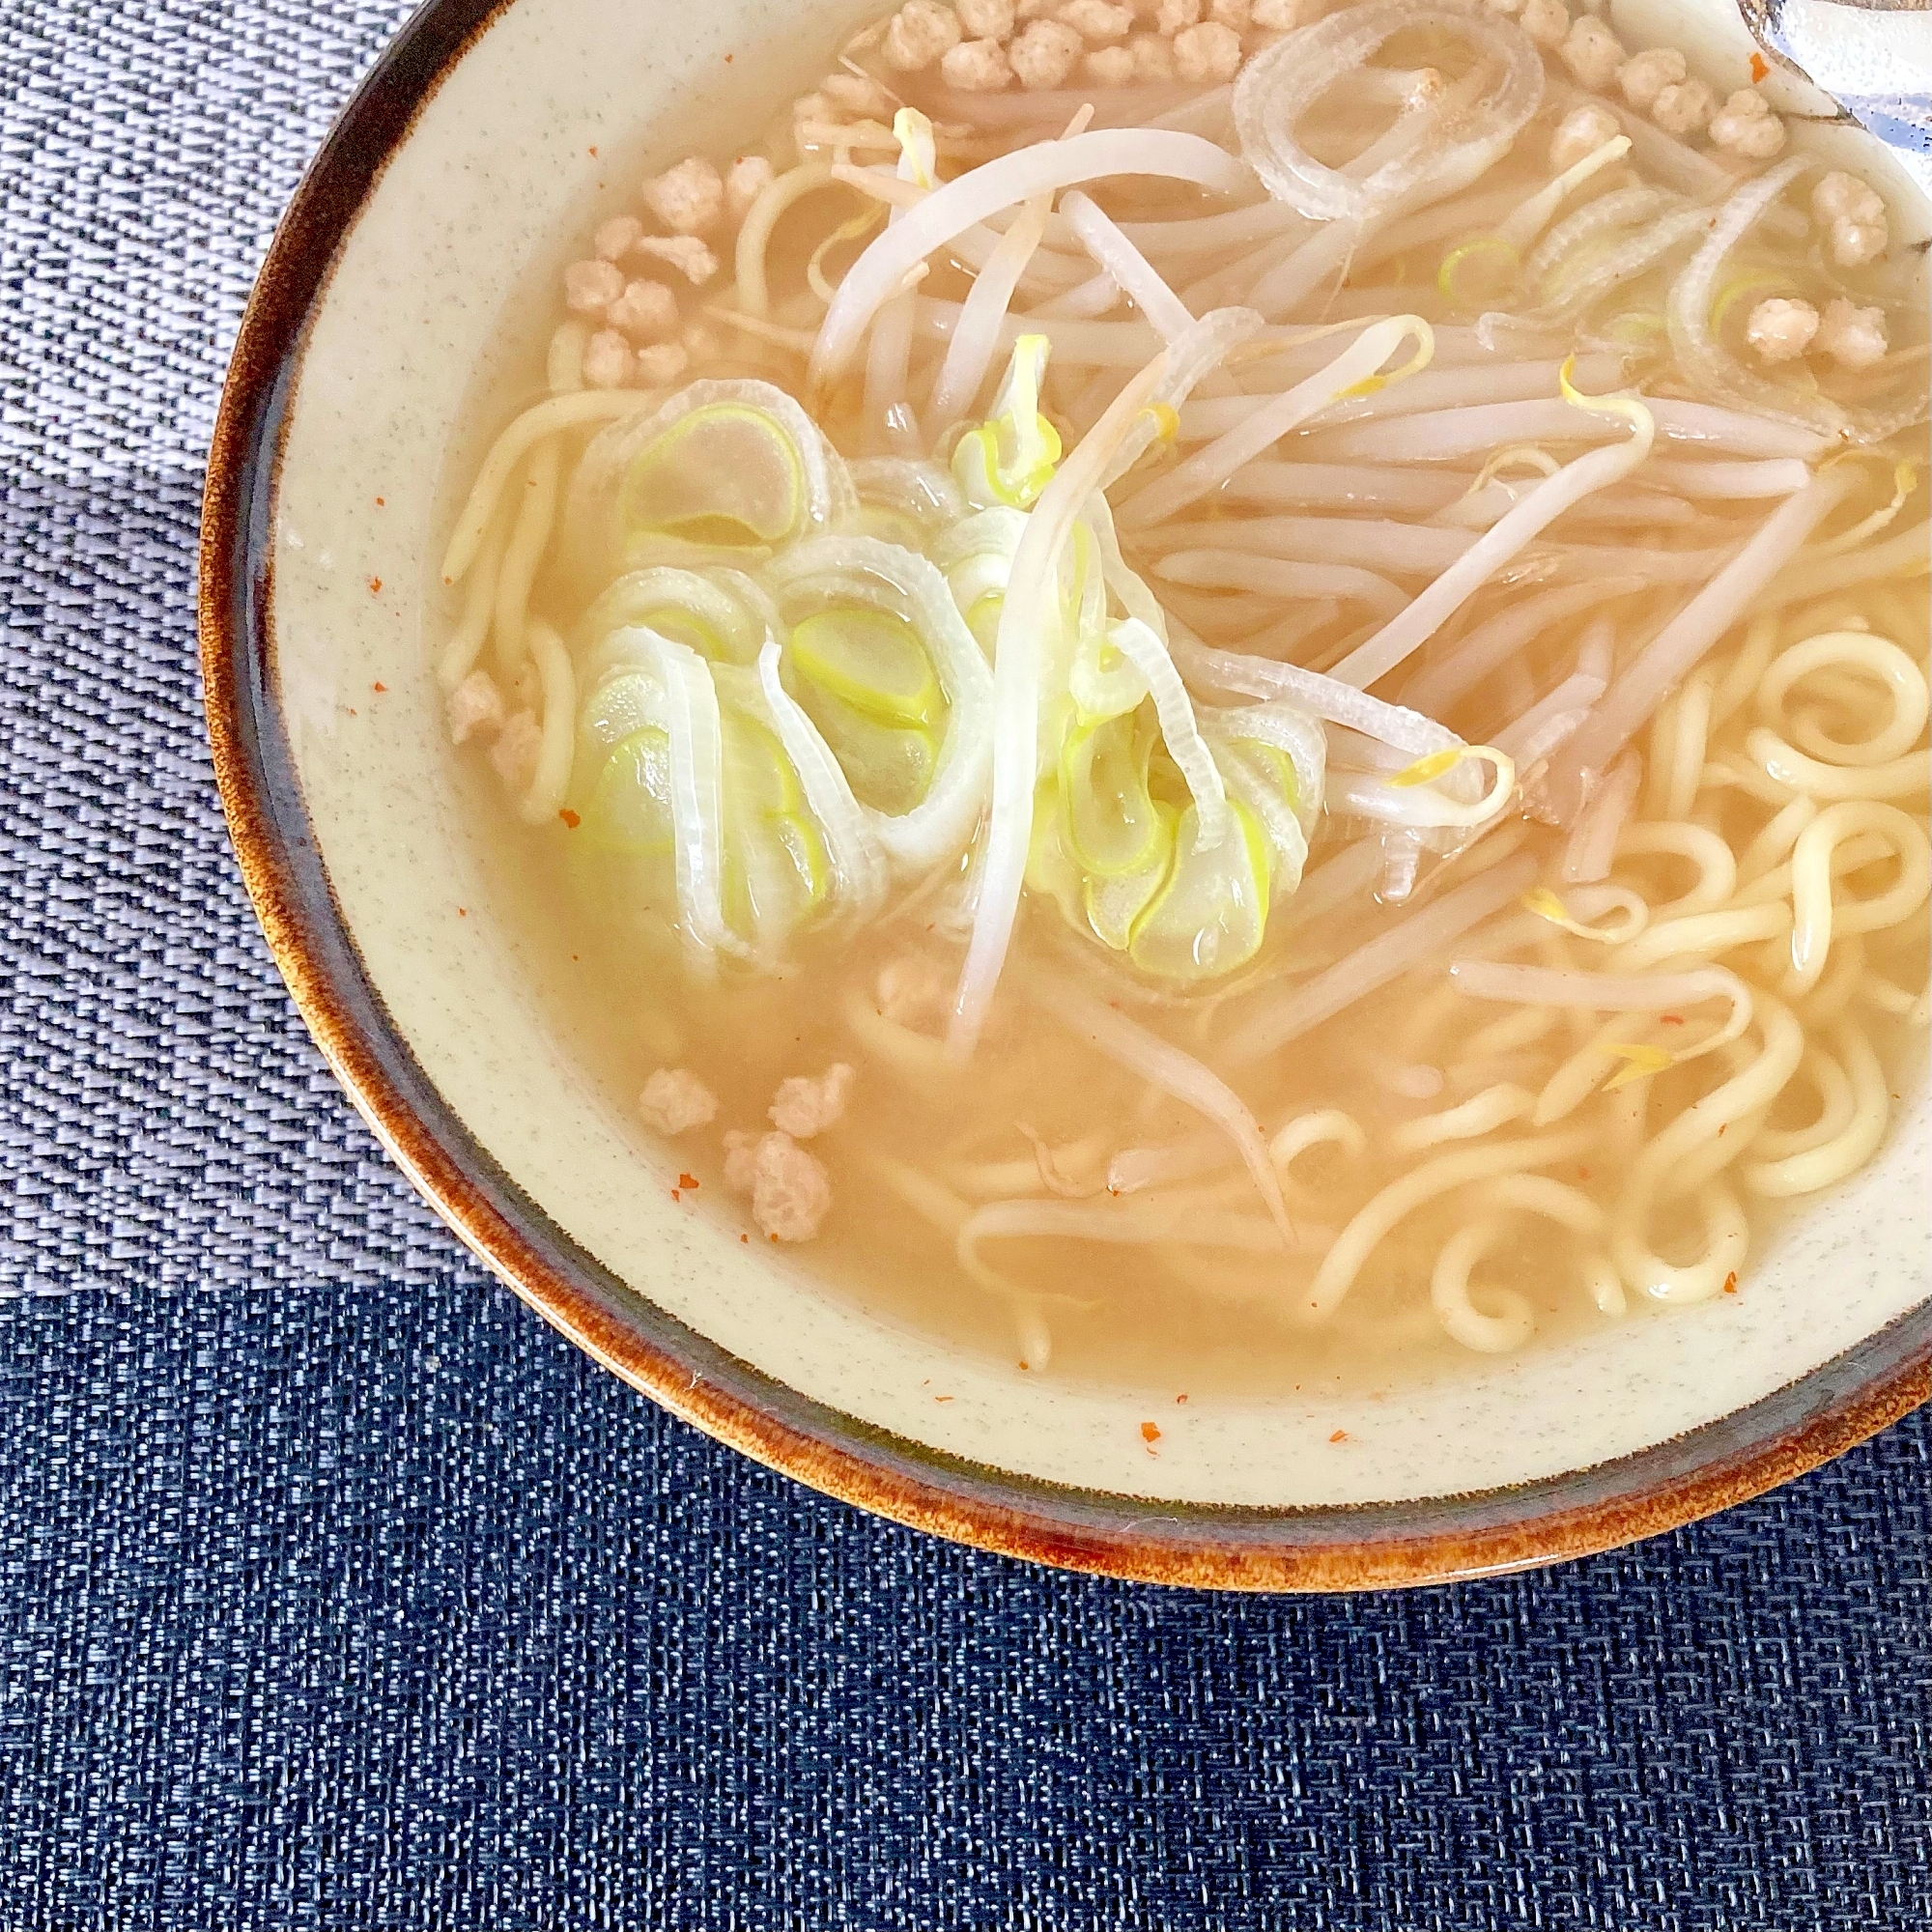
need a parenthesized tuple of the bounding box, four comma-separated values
(203, 0, 1930, 1589)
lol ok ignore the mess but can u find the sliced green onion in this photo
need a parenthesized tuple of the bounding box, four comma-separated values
(846, 503, 932, 550)
(763, 533, 993, 875)
(1146, 747, 1192, 811)
(720, 706, 805, 815)
(1067, 627, 1151, 724)
(1212, 740, 1308, 894)
(1085, 805, 1177, 952)
(1025, 777, 1088, 928)
(789, 607, 943, 729)
(1103, 616, 1228, 846)
(621, 400, 809, 547)
(1438, 235, 1520, 309)
(1193, 695, 1325, 846)
(1236, 739, 1299, 821)
(579, 667, 673, 752)
(751, 639, 889, 923)
(579, 566, 781, 671)
(929, 505, 1031, 572)
(964, 590, 1004, 656)
(1059, 709, 1163, 879)
(582, 724, 675, 856)
(1128, 803, 1271, 982)
(718, 707, 830, 952)
(786, 678, 939, 818)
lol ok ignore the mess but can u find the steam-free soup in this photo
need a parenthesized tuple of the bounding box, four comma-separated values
(435, 0, 1930, 1392)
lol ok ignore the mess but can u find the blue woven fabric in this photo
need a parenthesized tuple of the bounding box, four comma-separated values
(1, 4, 1927, 1927)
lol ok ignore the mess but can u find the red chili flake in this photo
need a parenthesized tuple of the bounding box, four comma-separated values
(669, 1188, 681, 1203)
(371, 681, 387, 694)
(1329, 1429, 1349, 1444)
(934, 1395, 953, 1404)
(1661, 1013, 1685, 1027)
(1140, 1422, 1161, 1444)
(740, 1233, 750, 1243)
(367, 576, 382, 593)
(1723, 1271, 1740, 1295)
(457, 907, 468, 918)
(1017, 1360, 1030, 1372)
(1749, 51, 1769, 83)
(1718, 1122, 1728, 1136)
(558, 808, 582, 829)
(724, 52, 734, 63)
(768, 1232, 780, 1242)
(1175, 1393, 1189, 1406)
(677, 1173, 699, 1191)
(374, 496, 385, 507)
(587, 145, 598, 156)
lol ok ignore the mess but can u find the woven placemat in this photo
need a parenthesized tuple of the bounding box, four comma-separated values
(2, 4, 1926, 1926)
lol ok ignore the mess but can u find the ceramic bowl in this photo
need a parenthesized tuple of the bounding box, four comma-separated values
(201, 0, 1929, 1589)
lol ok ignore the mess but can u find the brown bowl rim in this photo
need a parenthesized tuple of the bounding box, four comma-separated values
(197, 0, 1928, 1592)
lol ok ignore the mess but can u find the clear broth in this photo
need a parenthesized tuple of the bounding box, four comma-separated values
(440, 4, 1932, 1397)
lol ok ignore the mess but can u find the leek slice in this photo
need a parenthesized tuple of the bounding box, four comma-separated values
(787, 678, 939, 817)
(1067, 626, 1151, 724)
(1213, 740, 1308, 894)
(1438, 235, 1520, 310)
(622, 400, 810, 547)
(1084, 804, 1177, 952)
(763, 535, 993, 873)
(963, 590, 1004, 657)
(1059, 708, 1163, 879)
(579, 666, 673, 753)
(1128, 803, 1271, 982)
(1200, 696, 1326, 840)
(582, 724, 675, 858)
(718, 707, 830, 952)
(789, 607, 943, 730)
(579, 568, 780, 672)
(563, 381, 851, 582)
(1146, 747, 1193, 812)
(1025, 777, 1088, 930)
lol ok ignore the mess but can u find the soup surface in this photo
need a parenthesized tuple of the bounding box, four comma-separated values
(434, 0, 1930, 1395)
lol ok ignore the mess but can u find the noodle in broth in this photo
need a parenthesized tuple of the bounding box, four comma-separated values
(434, 0, 1930, 1391)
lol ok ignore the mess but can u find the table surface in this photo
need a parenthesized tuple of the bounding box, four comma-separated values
(2, 3, 1927, 1927)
